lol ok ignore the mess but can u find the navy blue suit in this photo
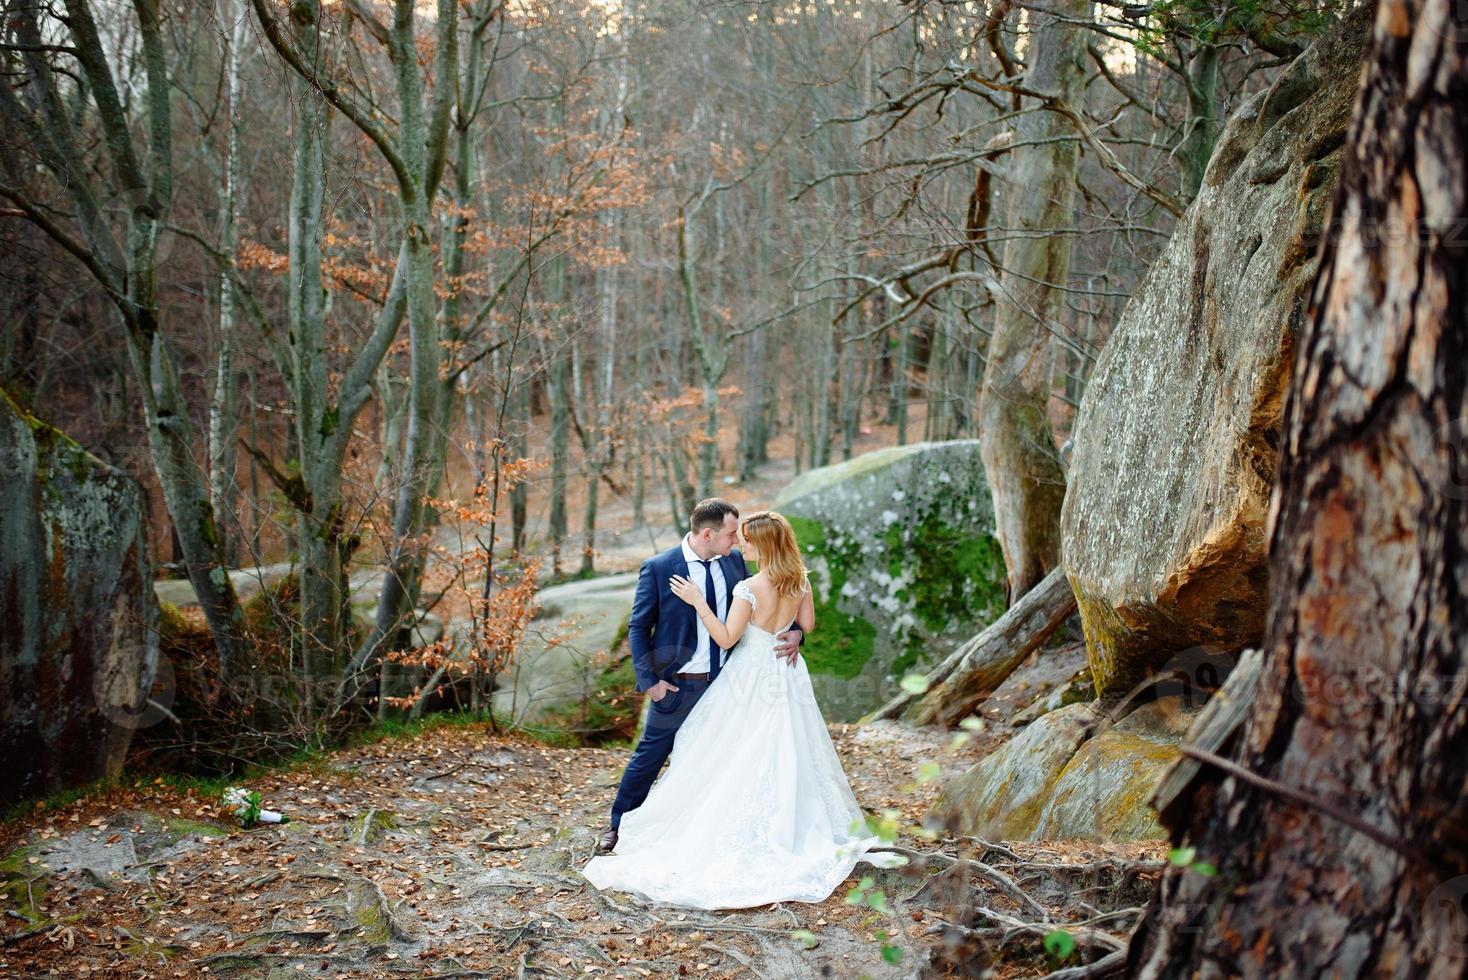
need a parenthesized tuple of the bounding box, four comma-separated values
(610, 544, 749, 827)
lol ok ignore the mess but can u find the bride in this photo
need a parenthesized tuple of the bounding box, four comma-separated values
(581, 510, 896, 910)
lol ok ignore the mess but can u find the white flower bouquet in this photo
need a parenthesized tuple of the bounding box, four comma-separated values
(222, 786, 289, 827)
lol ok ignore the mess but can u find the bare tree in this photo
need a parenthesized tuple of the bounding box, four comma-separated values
(978, 0, 1092, 600)
(0, 0, 248, 679)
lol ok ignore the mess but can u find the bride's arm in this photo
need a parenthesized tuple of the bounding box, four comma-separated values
(796, 586, 815, 634)
(669, 575, 751, 650)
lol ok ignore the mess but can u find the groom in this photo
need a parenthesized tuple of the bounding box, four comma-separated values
(597, 498, 803, 852)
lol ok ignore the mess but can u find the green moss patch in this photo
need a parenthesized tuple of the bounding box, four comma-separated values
(787, 516, 877, 679)
(350, 809, 398, 845)
(163, 816, 228, 838)
(885, 514, 1007, 635)
(0, 845, 49, 923)
(785, 509, 1004, 683)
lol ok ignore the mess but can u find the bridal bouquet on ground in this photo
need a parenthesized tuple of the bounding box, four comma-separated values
(221, 787, 289, 827)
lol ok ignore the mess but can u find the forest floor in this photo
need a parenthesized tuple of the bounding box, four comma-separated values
(0, 714, 1160, 980)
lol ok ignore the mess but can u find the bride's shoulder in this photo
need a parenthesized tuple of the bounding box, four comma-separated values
(734, 574, 764, 602)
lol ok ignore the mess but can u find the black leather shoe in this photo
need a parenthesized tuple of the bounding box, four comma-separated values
(597, 827, 619, 852)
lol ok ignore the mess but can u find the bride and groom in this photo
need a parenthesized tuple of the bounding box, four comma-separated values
(581, 498, 896, 910)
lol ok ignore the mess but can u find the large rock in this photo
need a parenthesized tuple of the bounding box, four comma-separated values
(1060, 13, 1369, 695)
(932, 702, 1098, 839)
(1033, 698, 1195, 840)
(773, 441, 1007, 720)
(935, 697, 1198, 842)
(0, 391, 159, 805)
(491, 571, 638, 723)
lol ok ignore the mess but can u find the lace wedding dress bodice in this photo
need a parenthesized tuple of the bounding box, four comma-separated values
(582, 576, 896, 910)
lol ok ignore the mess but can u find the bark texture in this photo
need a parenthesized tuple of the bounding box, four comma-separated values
(1130, 1, 1468, 973)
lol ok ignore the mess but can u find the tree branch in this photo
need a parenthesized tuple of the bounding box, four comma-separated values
(248, 0, 414, 195)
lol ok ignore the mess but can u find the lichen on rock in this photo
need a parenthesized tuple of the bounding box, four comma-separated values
(773, 441, 1006, 720)
(0, 389, 159, 806)
(932, 702, 1098, 840)
(1060, 17, 1369, 695)
(934, 696, 1198, 842)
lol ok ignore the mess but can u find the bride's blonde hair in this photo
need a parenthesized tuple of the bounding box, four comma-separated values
(740, 511, 808, 598)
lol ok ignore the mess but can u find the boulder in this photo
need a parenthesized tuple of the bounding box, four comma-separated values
(1059, 16, 1368, 694)
(1034, 697, 1196, 841)
(932, 702, 1097, 840)
(935, 697, 1199, 842)
(773, 441, 1008, 720)
(0, 390, 159, 805)
(491, 571, 638, 723)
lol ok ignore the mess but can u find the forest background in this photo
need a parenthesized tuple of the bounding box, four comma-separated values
(0, 0, 1340, 739)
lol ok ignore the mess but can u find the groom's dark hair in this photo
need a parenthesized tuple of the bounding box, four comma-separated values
(690, 497, 739, 533)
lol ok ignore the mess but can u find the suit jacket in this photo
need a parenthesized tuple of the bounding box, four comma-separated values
(627, 544, 750, 692)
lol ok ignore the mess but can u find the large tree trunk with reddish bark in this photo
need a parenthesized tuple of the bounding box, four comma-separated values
(1129, 1, 1468, 975)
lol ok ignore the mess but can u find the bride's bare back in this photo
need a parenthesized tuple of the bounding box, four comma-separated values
(742, 573, 809, 634)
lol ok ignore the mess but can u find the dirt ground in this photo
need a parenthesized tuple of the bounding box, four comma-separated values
(0, 702, 1160, 980)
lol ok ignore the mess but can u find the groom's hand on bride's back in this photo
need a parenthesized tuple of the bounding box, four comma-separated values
(773, 628, 803, 666)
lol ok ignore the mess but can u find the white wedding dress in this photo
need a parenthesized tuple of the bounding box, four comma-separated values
(582, 580, 897, 910)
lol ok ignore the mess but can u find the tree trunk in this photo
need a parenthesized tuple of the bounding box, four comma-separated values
(511, 378, 529, 551)
(925, 320, 954, 441)
(811, 310, 834, 468)
(1130, 2, 1468, 973)
(286, 31, 341, 686)
(374, 367, 410, 490)
(976, 0, 1088, 600)
(1179, 42, 1220, 201)
(737, 325, 770, 480)
(1, 0, 249, 682)
(891, 327, 910, 444)
(589, 243, 617, 571)
(548, 342, 570, 576)
(661, 450, 686, 532)
(130, 329, 249, 684)
(678, 199, 729, 499)
(207, 0, 247, 570)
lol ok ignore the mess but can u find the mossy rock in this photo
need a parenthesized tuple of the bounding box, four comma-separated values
(933, 703, 1097, 840)
(164, 816, 228, 838)
(1059, 8, 1371, 696)
(784, 515, 878, 681)
(0, 844, 49, 923)
(1033, 725, 1183, 841)
(939, 696, 1199, 843)
(1, 389, 158, 806)
(774, 441, 1005, 720)
(492, 571, 640, 729)
(127, 810, 229, 863)
(536, 650, 641, 747)
(524, 844, 573, 873)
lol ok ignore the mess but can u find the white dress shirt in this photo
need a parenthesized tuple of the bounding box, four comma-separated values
(680, 533, 728, 673)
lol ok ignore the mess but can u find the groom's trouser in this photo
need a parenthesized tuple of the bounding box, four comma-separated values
(609, 675, 711, 828)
